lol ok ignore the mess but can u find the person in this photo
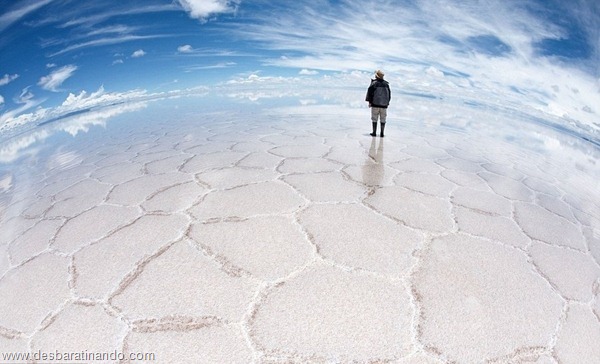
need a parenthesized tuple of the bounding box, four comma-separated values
(365, 70, 391, 137)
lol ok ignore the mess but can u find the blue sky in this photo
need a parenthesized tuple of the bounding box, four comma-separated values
(0, 0, 598, 134)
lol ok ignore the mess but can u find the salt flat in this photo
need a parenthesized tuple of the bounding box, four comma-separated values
(0, 99, 599, 363)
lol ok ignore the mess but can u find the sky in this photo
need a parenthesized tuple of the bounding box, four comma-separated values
(0, 0, 599, 137)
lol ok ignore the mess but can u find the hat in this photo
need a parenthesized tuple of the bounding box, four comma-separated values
(375, 70, 384, 79)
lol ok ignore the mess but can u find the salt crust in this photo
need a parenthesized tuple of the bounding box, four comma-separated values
(1, 112, 598, 362)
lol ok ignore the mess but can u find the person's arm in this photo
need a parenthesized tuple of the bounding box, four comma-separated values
(366, 84, 374, 106)
(388, 84, 391, 103)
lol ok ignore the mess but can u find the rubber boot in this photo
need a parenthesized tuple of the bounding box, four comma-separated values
(370, 122, 377, 137)
(380, 123, 386, 137)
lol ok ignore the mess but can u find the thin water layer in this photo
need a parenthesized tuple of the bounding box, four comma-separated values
(0, 94, 599, 363)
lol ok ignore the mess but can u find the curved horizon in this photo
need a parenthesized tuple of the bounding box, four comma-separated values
(0, 0, 599, 141)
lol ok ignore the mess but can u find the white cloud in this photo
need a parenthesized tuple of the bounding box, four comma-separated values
(38, 65, 78, 92)
(426, 66, 444, 77)
(0, 88, 44, 132)
(178, 44, 194, 53)
(58, 4, 178, 29)
(232, 0, 599, 134)
(0, 74, 19, 86)
(18, 87, 35, 103)
(238, 1, 542, 71)
(46, 63, 56, 68)
(184, 62, 236, 71)
(50, 35, 168, 57)
(0, 0, 52, 32)
(299, 69, 319, 75)
(132, 49, 146, 58)
(177, 0, 238, 21)
(87, 24, 136, 37)
(0, 95, 4, 105)
(112, 59, 124, 65)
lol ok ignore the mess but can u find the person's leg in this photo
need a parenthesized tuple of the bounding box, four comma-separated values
(370, 107, 378, 136)
(380, 108, 387, 137)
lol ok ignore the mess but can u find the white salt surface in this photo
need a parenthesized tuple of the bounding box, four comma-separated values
(0, 99, 599, 363)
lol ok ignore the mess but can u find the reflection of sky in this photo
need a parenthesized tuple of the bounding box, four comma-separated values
(0, 0, 598, 141)
(1, 96, 598, 219)
(0, 101, 149, 163)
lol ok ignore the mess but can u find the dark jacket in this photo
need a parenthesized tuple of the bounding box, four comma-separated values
(365, 78, 391, 108)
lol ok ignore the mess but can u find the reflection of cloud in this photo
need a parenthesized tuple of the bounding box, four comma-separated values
(0, 129, 49, 163)
(132, 49, 146, 58)
(0, 172, 12, 192)
(216, 70, 600, 143)
(38, 65, 78, 91)
(220, 72, 372, 107)
(0, 101, 148, 163)
(47, 149, 82, 171)
(0, 86, 208, 138)
(299, 99, 317, 105)
(60, 101, 148, 136)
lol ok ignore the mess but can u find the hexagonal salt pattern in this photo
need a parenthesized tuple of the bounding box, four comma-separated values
(125, 318, 253, 363)
(0, 254, 70, 333)
(413, 234, 563, 362)
(189, 216, 313, 281)
(298, 203, 421, 276)
(1, 106, 599, 363)
(249, 263, 413, 362)
(31, 303, 127, 355)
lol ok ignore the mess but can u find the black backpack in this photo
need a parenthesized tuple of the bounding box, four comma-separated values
(372, 81, 390, 106)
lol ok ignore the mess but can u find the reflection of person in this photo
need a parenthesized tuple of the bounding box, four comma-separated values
(362, 137, 385, 186)
(369, 136, 384, 163)
(365, 70, 391, 137)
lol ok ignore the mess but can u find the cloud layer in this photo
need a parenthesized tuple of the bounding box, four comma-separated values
(0, 0, 598, 142)
(231, 0, 599, 132)
(236, 0, 598, 73)
(0, 0, 52, 32)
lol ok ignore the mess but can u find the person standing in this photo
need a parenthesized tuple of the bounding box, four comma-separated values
(365, 70, 391, 137)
